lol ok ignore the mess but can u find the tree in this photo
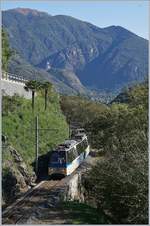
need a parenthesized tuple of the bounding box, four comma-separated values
(24, 80, 41, 112)
(60, 95, 107, 128)
(86, 121, 148, 224)
(2, 28, 12, 71)
(40, 81, 52, 110)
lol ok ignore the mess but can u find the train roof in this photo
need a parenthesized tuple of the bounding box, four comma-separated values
(64, 140, 77, 145)
(54, 140, 77, 152)
(75, 128, 85, 132)
(74, 133, 87, 140)
(53, 135, 87, 152)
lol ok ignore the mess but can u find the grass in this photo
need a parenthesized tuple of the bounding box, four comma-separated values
(2, 92, 69, 172)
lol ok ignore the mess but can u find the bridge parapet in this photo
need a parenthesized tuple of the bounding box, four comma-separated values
(2, 71, 28, 84)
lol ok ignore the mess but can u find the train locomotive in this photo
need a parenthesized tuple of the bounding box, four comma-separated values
(48, 129, 90, 176)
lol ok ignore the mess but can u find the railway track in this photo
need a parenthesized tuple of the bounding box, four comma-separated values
(2, 179, 63, 224)
(2, 155, 95, 224)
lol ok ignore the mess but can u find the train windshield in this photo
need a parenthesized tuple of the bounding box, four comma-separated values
(50, 151, 66, 165)
(74, 134, 84, 140)
(77, 129, 85, 133)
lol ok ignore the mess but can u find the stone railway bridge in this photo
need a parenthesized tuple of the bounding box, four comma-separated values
(1, 71, 32, 99)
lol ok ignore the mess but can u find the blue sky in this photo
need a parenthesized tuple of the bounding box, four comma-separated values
(1, 0, 149, 39)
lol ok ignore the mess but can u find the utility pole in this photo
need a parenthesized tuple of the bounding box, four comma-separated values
(69, 123, 71, 139)
(33, 116, 58, 176)
(35, 116, 39, 175)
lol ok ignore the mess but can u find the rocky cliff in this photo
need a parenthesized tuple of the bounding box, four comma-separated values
(2, 145, 36, 207)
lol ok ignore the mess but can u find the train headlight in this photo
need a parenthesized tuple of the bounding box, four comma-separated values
(62, 168, 66, 174)
(48, 168, 53, 175)
(48, 167, 66, 175)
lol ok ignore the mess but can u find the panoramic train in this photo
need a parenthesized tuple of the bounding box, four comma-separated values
(48, 129, 90, 176)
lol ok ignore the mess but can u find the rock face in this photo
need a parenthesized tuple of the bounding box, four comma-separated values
(65, 173, 85, 202)
(7, 53, 87, 96)
(61, 155, 97, 203)
(2, 146, 36, 205)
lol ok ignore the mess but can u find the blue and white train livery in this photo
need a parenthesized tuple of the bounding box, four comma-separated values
(48, 131, 90, 176)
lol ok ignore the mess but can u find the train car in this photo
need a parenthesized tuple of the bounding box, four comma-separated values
(48, 134, 90, 176)
(71, 128, 85, 139)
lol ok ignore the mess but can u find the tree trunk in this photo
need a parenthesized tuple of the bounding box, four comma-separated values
(32, 91, 35, 112)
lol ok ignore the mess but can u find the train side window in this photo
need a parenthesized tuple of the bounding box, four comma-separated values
(84, 140, 88, 149)
(67, 149, 73, 163)
(83, 139, 88, 149)
(76, 139, 88, 154)
(76, 142, 83, 154)
(67, 147, 77, 163)
(73, 148, 78, 158)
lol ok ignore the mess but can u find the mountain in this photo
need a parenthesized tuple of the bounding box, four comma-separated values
(2, 8, 148, 96)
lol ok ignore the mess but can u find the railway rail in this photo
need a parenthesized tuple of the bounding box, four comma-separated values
(2, 179, 63, 224)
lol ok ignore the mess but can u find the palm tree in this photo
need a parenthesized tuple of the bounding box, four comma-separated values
(41, 81, 52, 110)
(24, 80, 41, 111)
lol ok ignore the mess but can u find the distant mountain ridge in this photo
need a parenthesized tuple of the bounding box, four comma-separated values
(7, 7, 49, 16)
(2, 8, 148, 97)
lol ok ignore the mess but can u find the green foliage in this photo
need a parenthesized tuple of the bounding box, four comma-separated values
(60, 95, 107, 127)
(85, 82, 148, 224)
(39, 81, 53, 110)
(24, 80, 41, 92)
(24, 80, 42, 111)
(128, 81, 148, 108)
(2, 93, 69, 171)
(86, 81, 148, 149)
(2, 28, 12, 71)
(112, 80, 148, 107)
